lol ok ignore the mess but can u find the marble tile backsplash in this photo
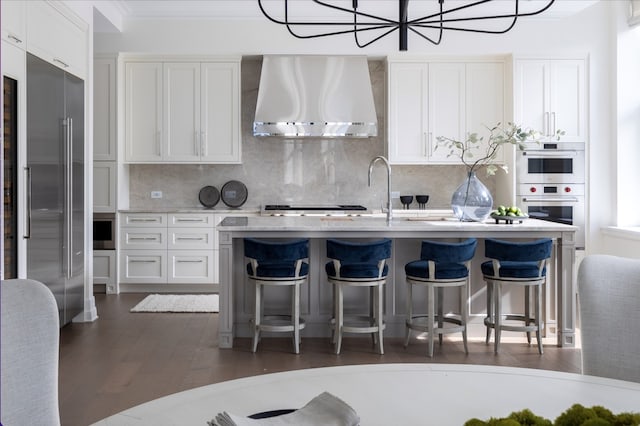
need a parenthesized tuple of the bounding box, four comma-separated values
(129, 59, 494, 211)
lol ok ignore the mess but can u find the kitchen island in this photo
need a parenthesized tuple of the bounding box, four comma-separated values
(217, 216, 578, 348)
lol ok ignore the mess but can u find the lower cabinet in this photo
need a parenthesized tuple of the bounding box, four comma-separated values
(119, 212, 216, 285)
(93, 250, 117, 294)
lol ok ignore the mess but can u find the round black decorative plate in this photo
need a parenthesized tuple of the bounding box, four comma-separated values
(221, 180, 248, 208)
(198, 186, 220, 208)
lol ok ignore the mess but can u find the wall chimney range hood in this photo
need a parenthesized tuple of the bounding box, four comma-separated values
(253, 55, 378, 138)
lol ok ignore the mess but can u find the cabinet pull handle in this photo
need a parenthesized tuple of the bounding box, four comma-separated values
(544, 112, 550, 136)
(24, 167, 32, 239)
(156, 131, 162, 156)
(8, 34, 23, 44)
(551, 112, 557, 136)
(176, 237, 205, 241)
(130, 218, 158, 222)
(194, 131, 199, 156)
(176, 260, 204, 263)
(53, 58, 69, 68)
(175, 218, 203, 222)
(130, 259, 158, 263)
(129, 237, 159, 241)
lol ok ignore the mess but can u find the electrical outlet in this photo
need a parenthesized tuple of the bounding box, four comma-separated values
(391, 191, 400, 199)
(151, 191, 162, 199)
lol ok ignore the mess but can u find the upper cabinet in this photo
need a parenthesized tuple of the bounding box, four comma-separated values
(1, 1, 26, 48)
(123, 57, 241, 164)
(514, 59, 586, 142)
(26, 1, 88, 79)
(94, 56, 117, 161)
(387, 58, 505, 165)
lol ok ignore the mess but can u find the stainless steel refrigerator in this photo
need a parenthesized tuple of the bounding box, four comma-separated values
(26, 53, 84, 326)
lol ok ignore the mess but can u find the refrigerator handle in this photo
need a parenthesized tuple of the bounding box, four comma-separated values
(24, 167, 32, 239)
(68, 117, 74, 278)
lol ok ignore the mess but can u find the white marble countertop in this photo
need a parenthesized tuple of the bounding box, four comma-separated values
(118, 207, 260, 214)
(218, 215, 578, 234)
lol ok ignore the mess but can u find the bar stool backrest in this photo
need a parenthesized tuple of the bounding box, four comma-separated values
(420, 238, 477, 263)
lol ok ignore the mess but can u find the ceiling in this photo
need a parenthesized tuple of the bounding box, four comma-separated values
(108, 0, 600, 21)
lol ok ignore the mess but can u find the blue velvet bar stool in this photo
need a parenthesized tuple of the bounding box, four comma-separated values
(326, 238, 392, 355)
(481, 238, 553, 355)
(244, 238, 310, 354)
(404, 238, 477, 357)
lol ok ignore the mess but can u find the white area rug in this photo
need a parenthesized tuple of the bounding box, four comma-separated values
(130, 294, 219, 313)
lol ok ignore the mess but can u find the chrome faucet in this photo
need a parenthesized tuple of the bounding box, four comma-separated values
(368, 156, 392, 224)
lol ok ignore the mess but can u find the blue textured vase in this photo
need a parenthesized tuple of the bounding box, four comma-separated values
(451, 171, 493, 222)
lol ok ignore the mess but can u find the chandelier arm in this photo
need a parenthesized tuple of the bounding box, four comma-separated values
(258, 0, 394, 26)
(407, 0, 494, 25)
(354, 26, 400, 48)
(312, 0, 398, 25)
(408, 25, 443, 46)
(408, 0, 555, 25)
(411, 18, 518, 35)
(283, 23, 398, 40)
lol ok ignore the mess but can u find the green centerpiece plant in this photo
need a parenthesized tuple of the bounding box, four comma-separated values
(436, 122, 563, 222)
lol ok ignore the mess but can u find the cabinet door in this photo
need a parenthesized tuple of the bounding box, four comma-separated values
(120, 228, 167, 250)
(125, 62, 163, 162)
(168, 228, 215, 250)
(94, 57, 116, 161)
(167, 250, 215, 284)
(26, 1, 87, 79)
(466, 62, 505, 163)
(120, 250, 166, 284)
(121, 212, 167, 227)
(164, 62, 201, 161)
(93, 250, 117, 293)
(93, 162, 116, 212)
(514, 60, 548, 137)
(428, 63, 466, 163)
(387, 62, 429, 164)
(200, 62, 241, 163)
(1, 0, 26, 48)
(549, 60, 585, 142)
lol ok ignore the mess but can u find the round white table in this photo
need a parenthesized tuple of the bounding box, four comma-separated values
(93, 364, 640, 425)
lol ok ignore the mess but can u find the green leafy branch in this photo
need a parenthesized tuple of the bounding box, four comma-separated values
(436, 122, 564, 176)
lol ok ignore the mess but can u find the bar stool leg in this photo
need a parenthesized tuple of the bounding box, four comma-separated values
(377, 284, 384, 355)
(370, 287, 377, 347)
(485, 282, 493, 345)
(428, 284, 435, 357)
(292, 283, 301, 354)
(335, 284, 344, 355)
(461, 279, 469, 354)
(494, 282, 502, 354)
(437, 287, 444, 346)
(252, 283, 262, 353)
(404, 282, 413, 347)
(536, 284, 544, 354)
(525, 285, 532, 344)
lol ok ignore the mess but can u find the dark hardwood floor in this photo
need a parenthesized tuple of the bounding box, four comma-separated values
(59, 293, 582, 426)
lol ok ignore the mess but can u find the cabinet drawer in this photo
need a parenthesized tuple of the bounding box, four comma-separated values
(168, 213, 215, 227)
(120, 228, 167, 250)
(167, 250, 215, 284)
(120, 250, 167, 283)
(168, 228, 215, 250)
(122, 213, 167, 227)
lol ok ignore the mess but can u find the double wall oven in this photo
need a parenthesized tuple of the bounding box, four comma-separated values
(516, 142, 586, 249)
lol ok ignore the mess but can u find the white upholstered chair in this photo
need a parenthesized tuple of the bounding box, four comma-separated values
(1, 278, 61, 426)
(578, 255, 640, 383)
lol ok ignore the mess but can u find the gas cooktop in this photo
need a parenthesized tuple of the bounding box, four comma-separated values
(264, 204, 367, 211)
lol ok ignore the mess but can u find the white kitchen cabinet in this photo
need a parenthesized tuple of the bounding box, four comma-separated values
(167, 250, 215, 284)
(94, 56, 117, 161)
(124, 57, 241, 164)
(118, 212, 218, 286)
(514, 59, 586, 142)
(124, 62, 163, 162)
(93, 250, 117, 294)
(26, 1, 88, 79)
(120, 250, 167, 284)
(1, 0, 26, 48)
(388, 59, 505, 165)
(93, 162, 117, 212)
(465, 62, 506, 163)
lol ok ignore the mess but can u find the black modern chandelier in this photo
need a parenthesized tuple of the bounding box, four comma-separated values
(257, 0, 556, 51)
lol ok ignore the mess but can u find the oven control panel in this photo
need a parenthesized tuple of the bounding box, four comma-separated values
(518, 184, 584, 196)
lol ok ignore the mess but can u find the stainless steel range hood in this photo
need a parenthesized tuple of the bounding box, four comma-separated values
(253, 55, 378, 138)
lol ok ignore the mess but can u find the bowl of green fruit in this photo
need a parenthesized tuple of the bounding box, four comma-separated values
(490, 205, 528, 224)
